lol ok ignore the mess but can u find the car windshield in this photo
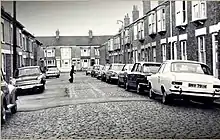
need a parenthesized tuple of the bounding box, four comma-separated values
(111, 65, 124, 71)
(19, 67, 40, 76)
(48, 68, 58, 71)
(171, 62, 212, 75)
(143, 64, 161, 74)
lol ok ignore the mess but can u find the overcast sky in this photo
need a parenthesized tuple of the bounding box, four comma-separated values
(2, 1, 143, 36)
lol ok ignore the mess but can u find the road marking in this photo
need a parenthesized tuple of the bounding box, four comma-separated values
(88, 83, 106, 97)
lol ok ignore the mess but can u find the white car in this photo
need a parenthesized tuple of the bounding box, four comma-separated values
(148, 60, 220, 104)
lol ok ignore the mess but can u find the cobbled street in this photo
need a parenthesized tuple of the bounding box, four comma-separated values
(1, 72, 220, 139)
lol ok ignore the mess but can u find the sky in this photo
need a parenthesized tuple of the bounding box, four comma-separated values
(2, 0, 143, 36)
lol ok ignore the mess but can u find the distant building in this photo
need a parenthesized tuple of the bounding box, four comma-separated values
(37, 30, 112, 72)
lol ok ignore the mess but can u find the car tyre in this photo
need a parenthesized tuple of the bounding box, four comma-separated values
(137, 84, 143, 94)
(1, 107, 6, 124)
(39, 85, 45, 93)
(149, 88, 155, 99)
(117, 79, 121, 87)
(162, 90, 172, 105)
(125, 81, 130, 91)
(11, 104, 17, 114)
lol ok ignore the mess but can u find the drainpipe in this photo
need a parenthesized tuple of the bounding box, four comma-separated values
(12, 1, 17, 78)
(169, 0, 173, 60)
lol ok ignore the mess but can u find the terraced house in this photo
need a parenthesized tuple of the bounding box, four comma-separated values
(1, 6, 43, 82)
(102, 1, 220, 79)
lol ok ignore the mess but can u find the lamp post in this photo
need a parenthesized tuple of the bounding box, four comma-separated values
(117, 20, 126, 64)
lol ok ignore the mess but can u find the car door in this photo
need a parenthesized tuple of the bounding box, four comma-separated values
(106, 64, 112, 80)
(119, 65, 126, 82)
(130, 63, 140, 88)
(134, 64, 143, 88)
(155, 63, 166, 94)
(150, 63, 165, 94)
(127, 63, 138, 87)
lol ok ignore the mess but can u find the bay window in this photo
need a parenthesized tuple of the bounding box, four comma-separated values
(192, 1, 207, 21)
(161, 44, 166, 61)
(175, 1, 187, 26)
(157, 6, 166, 32)
(138, 21, 144, 39)
(148, 11, 156, 35)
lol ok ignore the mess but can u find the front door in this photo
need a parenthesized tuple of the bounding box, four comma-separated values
(62, 59, 70, 69)
(212, 33, 219, 78)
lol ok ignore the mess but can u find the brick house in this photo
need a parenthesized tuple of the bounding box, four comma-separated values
(36, 30, 112, 72)
(1, 6, 43, 82)
(104, 1, 220, 79)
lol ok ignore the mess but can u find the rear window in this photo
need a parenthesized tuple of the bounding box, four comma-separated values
(18, 67, 40, 76)
(143, 64, 161, 74)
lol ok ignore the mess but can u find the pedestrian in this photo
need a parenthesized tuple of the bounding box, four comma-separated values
(69, 64, 75, 83)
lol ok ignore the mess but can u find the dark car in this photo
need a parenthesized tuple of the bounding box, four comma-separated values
(86, 66, 93, 75)
(118, 64, 134, 87)
(125, 62, 161, 93)
(11, 66, 46, 94)
(96, 65, 104, 79)
(105, 63, 125, 83)
(101, 64, 110, 81)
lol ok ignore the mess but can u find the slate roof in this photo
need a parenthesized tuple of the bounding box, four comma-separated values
(36, 35, 113, 47)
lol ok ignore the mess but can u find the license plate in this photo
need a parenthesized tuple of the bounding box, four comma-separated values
(188, 83, 207, 88)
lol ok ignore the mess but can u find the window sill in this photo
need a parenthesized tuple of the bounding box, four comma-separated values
(191, 17, 207, 25)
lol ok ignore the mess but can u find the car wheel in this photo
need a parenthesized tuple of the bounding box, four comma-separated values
(137, 84, 142, 94)
(125, 81, 130, 91)
(117, 79, 121, 87)
(1, 107, 6, 124)
(39, 85, 45, 93)
(11, 104, 17, 114)
(56, 75, 60, 78)
(149, 88, 155, 99)
(162, 90, 172, 105)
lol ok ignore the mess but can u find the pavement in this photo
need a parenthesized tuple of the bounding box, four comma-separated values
(1, 72, 220, 139)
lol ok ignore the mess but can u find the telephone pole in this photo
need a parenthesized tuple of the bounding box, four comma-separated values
(13, 1, 17, 77)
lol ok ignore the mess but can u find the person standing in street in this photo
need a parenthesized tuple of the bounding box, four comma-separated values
(69, 64, 75, 83)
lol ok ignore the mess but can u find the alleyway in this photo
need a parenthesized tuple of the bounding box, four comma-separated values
(1, 72, 220, 139)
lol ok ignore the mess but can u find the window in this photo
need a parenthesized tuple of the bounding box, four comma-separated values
(192, 1, 207, 21)
(148, 11, 156, 35)
(134, 24, 138, 40)
(171, 42, 177, 60)
(19, 32, 22, 47)
(157, 6, 166, 32)
(1, 22, 4, 42)
(198, 36, 206, 63)
(125, 28, 130, 44)
(143, 64, 161, 74)
(138, 21, 144, 39)
(84, 59, 87, 62)
(152, 47, 156, 62)
(23, 37, 26, 51)
(180, 40, 187, 60)
(175, 1, 187, 26)
(84, 49, 86, 52)
(161, 44, 166, 61)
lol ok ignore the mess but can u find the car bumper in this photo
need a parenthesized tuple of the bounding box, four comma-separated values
(139, 83, 150, 89)
(46, 73, 59, 77)
(17, 83, 44, 90)
(111, 76, 118, 80)
(169, 89, 220, 98)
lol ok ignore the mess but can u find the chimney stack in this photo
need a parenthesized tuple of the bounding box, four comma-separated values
(132, 5, 139, 22)
(55, 29, 60, 39)
(89, 30, 93, 39)
(124, 13, 130, 26)
(142, 0, 151, 15)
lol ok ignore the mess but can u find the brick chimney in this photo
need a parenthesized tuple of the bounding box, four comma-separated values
(142, 0, 150, 15)
(55, 29, 60, 39)
(132, 5, 139, 22)
(124, 13, 130, 26)
(89, 30, 93, 39)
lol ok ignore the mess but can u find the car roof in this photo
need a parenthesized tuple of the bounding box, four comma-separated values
(164, 60, 207, 65)
(135, 61, 161, 65)
(18, 66, 40, 70)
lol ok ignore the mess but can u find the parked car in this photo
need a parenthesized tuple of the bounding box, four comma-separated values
(46, 67, 60, 78)
(1, 69, 17, 124)
(101, 64, 110, 81)
(96, 65, 104, 79)
(86, 66, 93, 75)
(91, 65, 103, 77)
(10, 66, 46, 94)
(118, 64, 134, 87)
(148, 60, 220, 104)
(106, 63, 125, 83)
(125, 62, 161, 93)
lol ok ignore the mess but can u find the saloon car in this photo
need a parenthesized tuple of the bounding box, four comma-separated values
(96, 65, 104, 79)
(106, 63, 125, 83)
(101, 64, 110, 81)
(1, 69, 17, 123)
(148, 60, 220, 104)
(91, 64, 101, 77)
(11, 66, 46, 94)
(46, 67, 60, 78)
(86, 66, 93, 75)
(118, 64, 134, 87)
(125, 62, 161, 93)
